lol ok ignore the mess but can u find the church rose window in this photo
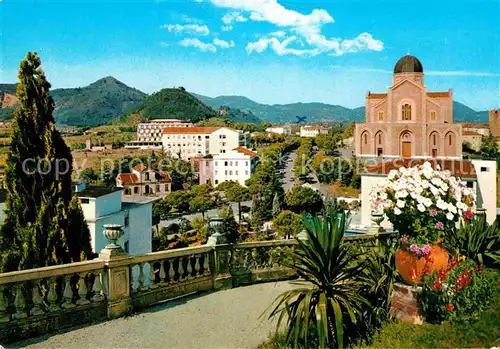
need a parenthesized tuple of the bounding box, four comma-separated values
(402, 104, 411, 120)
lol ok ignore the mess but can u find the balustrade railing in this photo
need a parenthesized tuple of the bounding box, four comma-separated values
(0, 260, 105, 325)
(0, 232, 394, 344)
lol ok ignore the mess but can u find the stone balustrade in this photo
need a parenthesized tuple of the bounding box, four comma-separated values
(0, 232, 394, 344)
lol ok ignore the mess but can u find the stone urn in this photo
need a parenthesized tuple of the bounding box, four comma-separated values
(103, 224, 124, 249)
(395, 244, 449, 285)
(370, 212, 385, 234)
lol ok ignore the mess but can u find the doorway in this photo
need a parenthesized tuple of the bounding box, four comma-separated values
(402, 142, 412, 157)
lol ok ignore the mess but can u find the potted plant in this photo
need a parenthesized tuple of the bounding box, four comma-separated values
(370, 162, 475, 285)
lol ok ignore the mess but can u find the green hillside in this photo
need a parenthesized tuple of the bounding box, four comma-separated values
(51, 76, 146, 126)
(141, 87, 217, 122)
(195, 93, 490, 124)
(0, 84, 17, 95)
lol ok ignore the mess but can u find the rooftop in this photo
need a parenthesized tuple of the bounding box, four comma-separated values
(463, 131, 483, 136)
(162, 126, 221, 134)
(75, 186, 123, 198)
(233, 146, 257, 158)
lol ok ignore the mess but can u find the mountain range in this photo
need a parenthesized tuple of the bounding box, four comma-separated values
(0, 76, 491, 127)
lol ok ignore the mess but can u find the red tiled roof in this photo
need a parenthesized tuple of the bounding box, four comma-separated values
(162, 127, 221, 134)
(233, 146, 257, 159)
(132, 163, 147, 172)
(367, 93, 387, 99)
(157, 172, 172, 183)
(363, 159, 477, 179)
(427, 92, 450, 98)
(117, 173, 139, 184)
(463, 131, 483, 136)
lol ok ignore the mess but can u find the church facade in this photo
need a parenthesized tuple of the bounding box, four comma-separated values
(355, 55, 462, 159)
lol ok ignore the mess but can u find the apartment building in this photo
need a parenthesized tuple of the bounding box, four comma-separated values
(300, 125, 329, 138)
(266, 124, 292, 135)
(199, 147, 257, 186)
(116, 163, 171, 197)
(125, 119, 194, 149)
(75, 183, 158, 256)
(161, 126, 247, 160)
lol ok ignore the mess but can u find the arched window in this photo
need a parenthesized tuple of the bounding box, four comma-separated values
(364, 133, 367, 144)
(402, 104, 411, 120)
(449, 134, 452, 146)
(378, 111, 384, 121)
(433, 134, 437, 146)
(378, 133, 382, 144)
(430, 110, 437, 121)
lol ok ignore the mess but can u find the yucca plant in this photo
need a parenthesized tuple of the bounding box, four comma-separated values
(444, 214, 500, 267)
(265, 209, 368, 349)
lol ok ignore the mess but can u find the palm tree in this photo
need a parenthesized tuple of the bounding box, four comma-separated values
(265, 209, 368, 348)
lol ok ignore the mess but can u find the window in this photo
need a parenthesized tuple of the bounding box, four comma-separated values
(430, 110, 437, 121)
(215, 180, 219, 184)
(229, 161, 233, 166)
(164, 184, 168, 191)
(235, 170, 239, 175)
(134, 187, 139, 194)
(378, 111, 384, 121)
(467, 181, 474, 188)
(229, 171, 232, 175)
(215, 170, 218, 175)
(402, 104, 411, 120)
(364, 133, 367, 144)
(433, 134, 437, 146)
(480, 167, 489, 173)
(80, 198, 89, 204)
(448, 135, 452, 146)
(245, 170, 248, 175)
(246, 161, 249, 166)
(378, 133, 382, 144)
(145, 172, 150, 181)
(225, 170, 228, 175)
(235, 161, 238, 166)
(224, 161, 228, 166)
(156, 185, 160, 192)
(215, 161, 218, 166)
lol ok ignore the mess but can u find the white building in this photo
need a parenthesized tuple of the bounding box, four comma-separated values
(266, 124, 292, 135)
(126, 119, 194, 149)
(300, 125, 329, 138)
(359, 159, 497, 229)
(161, 126, 247, 160)
(116, 163, 171, 197)
(75, 183, 158, 256)
(213, 147, 257, 186)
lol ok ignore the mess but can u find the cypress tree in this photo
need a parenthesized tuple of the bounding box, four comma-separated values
(272, 192, 282, 218)
(0, 52, 92, 272)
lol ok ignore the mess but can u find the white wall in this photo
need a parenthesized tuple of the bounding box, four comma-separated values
(213, 151, 252, 186)
(210, 128, 242, 155)
(471, 159, 497, 224)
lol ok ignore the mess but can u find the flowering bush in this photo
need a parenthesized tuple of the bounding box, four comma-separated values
(370, 162, 475, 252)
(416, 258, 497, 323)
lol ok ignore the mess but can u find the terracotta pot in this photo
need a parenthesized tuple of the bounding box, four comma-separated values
(395, 245, 449, 285)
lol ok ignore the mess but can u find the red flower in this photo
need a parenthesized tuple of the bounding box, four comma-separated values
(463, 210, 473, 222)
(479, 264, 484, 271)
(446, 304, 455, 312)
(432, 281, 442, 291)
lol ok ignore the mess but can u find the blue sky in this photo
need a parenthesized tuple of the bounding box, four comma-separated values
(1, 0, 499, 110)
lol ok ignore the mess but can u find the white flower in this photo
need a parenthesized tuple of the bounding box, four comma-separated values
(396, 190, 408, 199)
(421, 180, 430, 189)
(396, 200, 405, 208)
(388, 170, 398, 180)
(380, 192, 388, 200)
(417, 203, 426, 212)
(437, 199, 447, 210)
(423, 198, 433, 207)
(448, 205, 457, 214)
(446, 212, 454, 220)
(394, 207, 402, 215)
(429, 185, 439, 196)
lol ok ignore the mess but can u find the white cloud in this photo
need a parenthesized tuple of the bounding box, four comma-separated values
(221, 25, 233, 31)
(221, 11, 248, 25)
(269, 30, 287, 38)
(209, 0, 383, 56)
(162, 24, 210, 36)
(246, 36, 319, 56)
(181, 15, 204, 24)
(213, 38, 235, 49)
(179, 38, 217, 53)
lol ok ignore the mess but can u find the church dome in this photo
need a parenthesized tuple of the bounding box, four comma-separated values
(394, 55, 424, 74)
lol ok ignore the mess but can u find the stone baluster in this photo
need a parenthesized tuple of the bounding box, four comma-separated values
(0, 284, 10, 323)
(194, 255, 201, 277)
(13, 283, 27, 319)
(186, 256, 193, 279)
(149, 262, 158, 289)
(203, 253, 210, 276)
(178, 257, 185, 280)
(77, 273, 90, 305)
(47, 277, 60, 312)
(138, 263, 147, 291)
(92, 270, 105, 302)
(168, 260, 176, 283)
(62, 275, 75, 309)
(30, 281, 45, 315)
(159, 261, 166, 285)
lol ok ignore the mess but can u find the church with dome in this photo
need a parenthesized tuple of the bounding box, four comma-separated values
(355, 55, 463, 159)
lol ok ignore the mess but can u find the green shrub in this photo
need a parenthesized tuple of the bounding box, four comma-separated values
(417, 259, 497, 324)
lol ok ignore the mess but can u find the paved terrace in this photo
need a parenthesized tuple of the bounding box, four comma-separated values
(14, 281, 296, 349)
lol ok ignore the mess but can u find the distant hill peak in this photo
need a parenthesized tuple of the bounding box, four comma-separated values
(89, 76, 127, 88)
